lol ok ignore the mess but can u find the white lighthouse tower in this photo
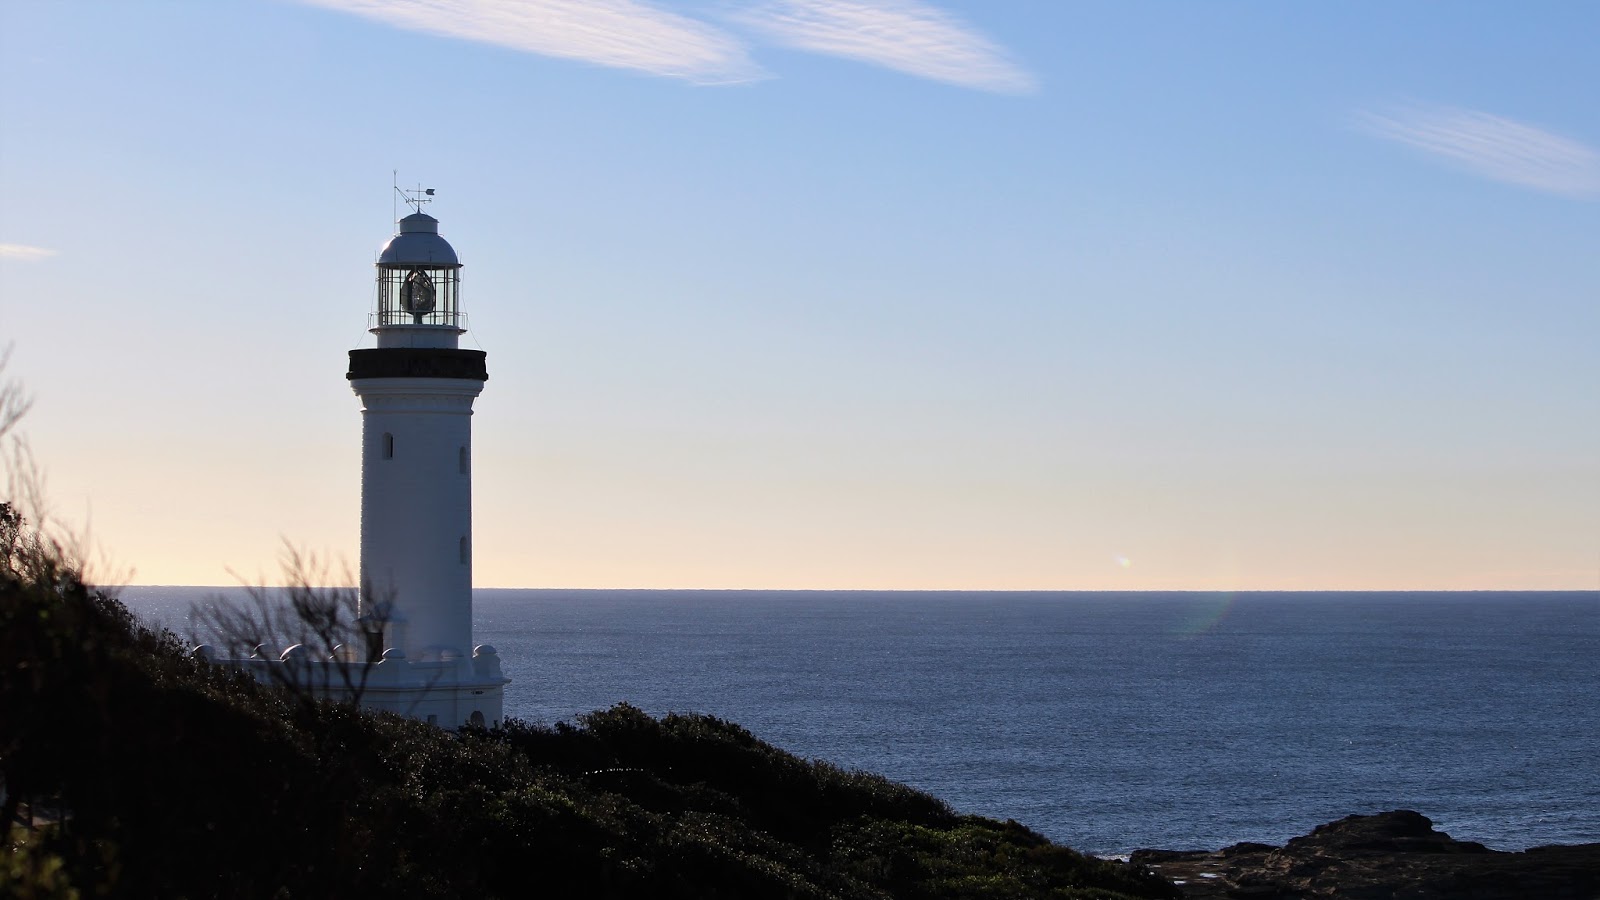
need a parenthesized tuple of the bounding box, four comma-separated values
(345, 195, 508, 728)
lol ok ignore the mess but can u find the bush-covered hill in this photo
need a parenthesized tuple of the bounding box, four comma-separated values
(1, 506, 1178, 899)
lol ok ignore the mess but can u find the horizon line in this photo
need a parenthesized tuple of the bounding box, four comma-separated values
(118, 584, 1600, 594)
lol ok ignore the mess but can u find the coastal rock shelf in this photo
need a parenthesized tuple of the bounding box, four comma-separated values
(1131, 810, 1600, 899)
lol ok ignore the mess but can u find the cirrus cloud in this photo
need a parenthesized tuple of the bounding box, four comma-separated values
(295, 0, 765, 84)
(0, 244, 58, 262)
(290, 0, 1034, 94)
(1357, 104, 1600, 198)
(730, 0, 1036, 94)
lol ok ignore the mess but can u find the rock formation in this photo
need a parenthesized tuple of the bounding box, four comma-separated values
(1131, 810, 1600, 899)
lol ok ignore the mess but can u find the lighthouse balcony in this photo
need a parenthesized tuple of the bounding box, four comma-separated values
(348, 347, 488, 380)
(370, 309, 468, 330)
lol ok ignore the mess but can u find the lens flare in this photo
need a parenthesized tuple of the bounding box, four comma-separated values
(1169, 592, 1237, 638)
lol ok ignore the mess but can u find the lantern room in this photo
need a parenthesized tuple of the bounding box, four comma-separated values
(374, 211, 463, 335)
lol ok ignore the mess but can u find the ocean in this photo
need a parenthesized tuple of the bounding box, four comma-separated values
(120, 587, 1600, 857)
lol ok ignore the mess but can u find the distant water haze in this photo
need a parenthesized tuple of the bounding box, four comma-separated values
(124, 587, 1600, 856)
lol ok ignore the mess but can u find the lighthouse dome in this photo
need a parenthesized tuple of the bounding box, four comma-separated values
(378, 212, 460, 267)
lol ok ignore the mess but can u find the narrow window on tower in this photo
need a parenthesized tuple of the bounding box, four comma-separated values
(458, 446, 468, 474)
(459, 536, 468, 564)
(382, 432, 394, 460)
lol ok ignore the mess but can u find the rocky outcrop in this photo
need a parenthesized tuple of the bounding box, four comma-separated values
(1131, 810, 1600, 899)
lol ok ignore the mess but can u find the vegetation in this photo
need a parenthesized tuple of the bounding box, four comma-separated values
(0, 510, 1179, 899)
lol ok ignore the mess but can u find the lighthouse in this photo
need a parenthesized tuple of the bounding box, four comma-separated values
(345, 196, 508, 728)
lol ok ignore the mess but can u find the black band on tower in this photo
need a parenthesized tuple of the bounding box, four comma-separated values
(347, 348, 488, 381)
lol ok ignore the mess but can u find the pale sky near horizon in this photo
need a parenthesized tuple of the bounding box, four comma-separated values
(2, 1, 1596, 591)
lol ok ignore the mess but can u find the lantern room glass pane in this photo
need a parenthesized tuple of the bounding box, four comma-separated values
(376, 265, 461, 327)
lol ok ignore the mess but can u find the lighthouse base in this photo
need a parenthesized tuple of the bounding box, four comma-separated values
(358, 654, 510, 728)
(208, 644, 511, 730)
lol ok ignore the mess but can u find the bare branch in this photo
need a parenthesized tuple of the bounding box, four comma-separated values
(0, 351, 131, 591)
(193, 545, 391, 711)
(0, 346, 32, 442)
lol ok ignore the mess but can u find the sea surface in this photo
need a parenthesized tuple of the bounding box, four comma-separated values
(121, 588, 1600, 857)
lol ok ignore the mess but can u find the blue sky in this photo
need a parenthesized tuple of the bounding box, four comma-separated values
(3, 1, 1596, 589)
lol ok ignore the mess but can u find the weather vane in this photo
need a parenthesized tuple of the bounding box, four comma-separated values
(392, 170, 436, 218)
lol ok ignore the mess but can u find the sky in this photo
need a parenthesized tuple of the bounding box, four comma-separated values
(2, 0, 1596, 591)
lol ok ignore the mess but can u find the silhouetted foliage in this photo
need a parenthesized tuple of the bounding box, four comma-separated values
(0, 504, 1179, 899)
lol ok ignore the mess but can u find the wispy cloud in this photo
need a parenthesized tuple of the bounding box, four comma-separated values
(0, 244, 57, 262)
(729, 0, 1036, 94)
(1357, 104, 1600, 198)
(295, 0, 763, 84)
